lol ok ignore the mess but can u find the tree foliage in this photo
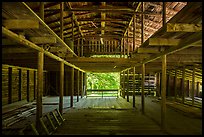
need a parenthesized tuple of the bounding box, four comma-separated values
(87, 73, 120, 89)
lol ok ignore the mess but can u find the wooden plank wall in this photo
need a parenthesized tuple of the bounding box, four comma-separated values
(1, 64, 46, 106)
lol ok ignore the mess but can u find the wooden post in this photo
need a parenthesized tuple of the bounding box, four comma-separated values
(161, 55, 166, 130)
(123, 71, 125, 98)
(81, 72, 83, 98)
(81, 39, 83, 57)
(84, 73, 87, 97)
(77, 70, 80, 102)
(70, 67, 74, 107)
(133, 14, 136, 51)
(192, 66, 195, 106)
(127, 30, 129, 58)
(186, 80, 190, 97)
(8, 67, 12, 104)
(36, 51, 44, 128)
(162, 2, 166, 26)
(123, 38, 125, 58)
(60, 2, 64, 41)
(148, 74, 150, 95)
(181, 67, 185, 104)
(137, 73, 140, 94)
(196, 82, 200, 97)
(127, 69, 129, 102)
(59, 61, 64, 114)
(167, 74, 171, 97)
(39, 2, 44, 21)
(141, 2, 144, 44)
(27, 70, 30, 102)
(156, 73, 161, 97)
(141, 63, 145, 114)
(18, 69, 22, 101)
(174, 70, 177, 101)
(72, 13, 74, 42)
(133, 67, 136, 107)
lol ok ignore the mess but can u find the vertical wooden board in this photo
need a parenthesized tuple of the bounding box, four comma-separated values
(43, 72, 46, 96)
(2, 65, 9, 105)
(29, 70, 34, 101)
(12, 67, 19, 103)
(21, 69, 27, 100)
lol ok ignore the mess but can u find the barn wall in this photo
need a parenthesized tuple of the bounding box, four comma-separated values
(1, 64, 46, 106)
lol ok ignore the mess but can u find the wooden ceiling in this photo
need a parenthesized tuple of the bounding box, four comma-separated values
(2, 2, 202, 81)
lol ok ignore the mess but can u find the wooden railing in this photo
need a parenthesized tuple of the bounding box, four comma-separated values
(86, 89, 119, 98)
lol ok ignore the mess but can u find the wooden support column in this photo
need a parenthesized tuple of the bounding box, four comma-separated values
(70, 67, 74, 107)
(181, 67, 185, 104)
(127, 30, 129, 58)
(84, 73, 87, 97)
(81, 39, 83, 57)
(196, 82, 200, 97)
(186, 80, 190, 97)
(137, 73, 140, 94)
(192, 66, 195, 106)
(148, 74, 150, 95)
(27, 70, 30, 102)
(39, 2, 44, 21)
(167, 74, 171, 97)
(81, 72, 83, 98)
(18, 69, 22, 101)
(36, 51, 44, 128)
(174, 70, 177, 101)
(141, 2, 144, 44)
(8, 67, 12, 104)
(60, 2, 64, 41)
(123, 71, 125, 98)
(141, 63, 145, 114)
(34, 71, 36, 100)
(127, 69, 129, 102)
(156, 73, 161, 97)
(133, 67, 136, 107)
(123, 39, 125, 58)
(161, 55, 166, 130)
(77, 70, 80, 102)
(133, 14, 136, 51)
(59, 61, 64, 114)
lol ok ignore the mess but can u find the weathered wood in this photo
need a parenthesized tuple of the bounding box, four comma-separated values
(137, 47, 162, 54)
(60, 2, 64, 41)
(192, 66, 195, 106)
(162, 2, 166, 26)
(27, 70, 30, 102)
(141, 2, 144, 44)
(174, 70, 177, 101)
(161, 55, 166, 130)
(81, 72, 83, 98)
(166, 23, 202, 32)
(141, 63, 145, 114)
(36, 51, 44, 129)
(8, 67, 12, 104)
(59, 61, 64, 114)
(133, 67, 136, 107)
(30, 37, 57, 44)
(18, 69, 22, 101)
(71, 68, 74, 107)
(181, 67, 185, 104)
(148, 38, 180, 46)
(77, 70, 80, 102)
(39, 2, 44, 21)
(3, 19, 39, 29)
(127, 69, 129, 102)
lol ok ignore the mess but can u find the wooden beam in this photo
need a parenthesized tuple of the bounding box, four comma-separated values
(59, 61, 64, 114)
(3, 19, 39, 29)
(141, 2, 144, 44)
(148, 38, 181, 46)
(27, 70, 30, 102)
(141, 63, 145, 114)
(162, 2, 166, 26)
(174, 69, 177, 101)
(2, 26, 85, 72)
(29, 37, 57, 44)
(77, 70, 80, 102)
(161, 55, 166, 130)
(137, 47, 163, 54)
(2, 47, 35, 54)
(36, 51, 44, 129)
(8, 67, 12, 104)
(81, 72, 83, 98)
(133, 14, 136, 51)
(18, 69, 22, 101)
(127, 69, 129, 102)
(166, 23, 202, 32)
(181, 67, 185, 104)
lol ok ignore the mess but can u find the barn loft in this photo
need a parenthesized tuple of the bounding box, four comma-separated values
(2, 2, 202, 135)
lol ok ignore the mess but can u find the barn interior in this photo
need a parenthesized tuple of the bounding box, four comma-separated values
(2, 2, 202, 135)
